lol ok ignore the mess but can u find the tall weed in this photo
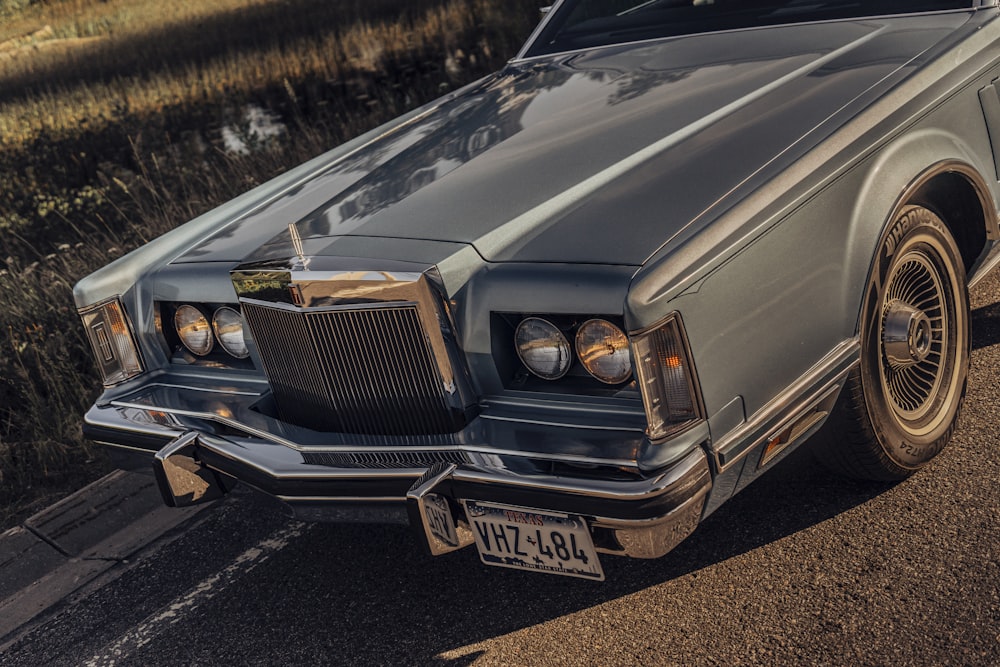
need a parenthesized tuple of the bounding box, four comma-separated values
(0, 0, 539, 526)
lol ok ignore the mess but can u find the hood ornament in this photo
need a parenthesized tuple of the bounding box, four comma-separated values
(288, 222, 309, 269)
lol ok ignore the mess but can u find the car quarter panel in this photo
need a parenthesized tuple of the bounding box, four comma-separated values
(627, 12, 1000, 451)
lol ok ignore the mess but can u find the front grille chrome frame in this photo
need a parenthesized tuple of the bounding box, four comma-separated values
(234, 265, 477, 436)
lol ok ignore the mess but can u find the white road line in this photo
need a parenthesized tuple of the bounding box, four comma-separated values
(84, 522, 309, 667)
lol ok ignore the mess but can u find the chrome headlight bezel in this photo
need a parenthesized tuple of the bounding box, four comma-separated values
(158, 301, 255, 369)
(495, 313, 636, 397)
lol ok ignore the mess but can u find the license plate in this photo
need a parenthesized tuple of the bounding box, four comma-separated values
(462, 500, 604, 581)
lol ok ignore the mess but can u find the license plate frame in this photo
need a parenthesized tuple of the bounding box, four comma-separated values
(461, 500, 604, 581)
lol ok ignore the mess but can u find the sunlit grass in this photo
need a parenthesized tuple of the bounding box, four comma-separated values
(1, 0, 519, 147)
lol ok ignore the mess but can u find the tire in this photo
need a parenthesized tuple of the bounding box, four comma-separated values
(815, 205, 969, 481)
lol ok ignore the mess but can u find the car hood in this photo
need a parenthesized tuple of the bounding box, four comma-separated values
(176, 12, 973, 268)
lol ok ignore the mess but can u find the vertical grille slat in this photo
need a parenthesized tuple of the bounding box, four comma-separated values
(243, 304, 338, 429)
(243, 301, 460, 436)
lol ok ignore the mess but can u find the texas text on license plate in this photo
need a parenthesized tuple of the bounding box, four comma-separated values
(462, 500, 604, 580)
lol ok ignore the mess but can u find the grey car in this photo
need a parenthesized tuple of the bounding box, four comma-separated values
(75, 0, 1000, 580)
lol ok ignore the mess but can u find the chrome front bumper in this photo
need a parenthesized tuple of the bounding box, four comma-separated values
(84, 382, 712, 560)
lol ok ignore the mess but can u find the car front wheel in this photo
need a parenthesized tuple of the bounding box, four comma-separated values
(816, 205, 970, 481)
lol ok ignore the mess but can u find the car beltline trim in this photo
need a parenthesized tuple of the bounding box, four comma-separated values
(711, 338, 860, 473)
(474, 26, 887, 262)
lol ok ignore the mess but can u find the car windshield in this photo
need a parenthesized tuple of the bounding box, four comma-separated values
(525, 0, 978, 55)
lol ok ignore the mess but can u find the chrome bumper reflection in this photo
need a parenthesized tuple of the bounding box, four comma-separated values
(153, 432, 234, 507)
(404, 457, 709, 560)
(143, 423, 710, 560)
(87, 380, 711, 560)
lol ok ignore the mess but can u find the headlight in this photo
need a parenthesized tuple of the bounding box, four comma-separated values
(630, 314, 702, 441)
(515, 317, 572, 380)
(79, 297, 144, 386)
(575, 319, 632, 384)
(212, 307, 249, 359)
(174, 304, 214, 356)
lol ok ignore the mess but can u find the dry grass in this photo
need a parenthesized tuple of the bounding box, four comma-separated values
(0, 0, 521, 147)
(0, 0, 539, 528)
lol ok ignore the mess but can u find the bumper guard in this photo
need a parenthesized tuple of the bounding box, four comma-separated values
(149, 428, 711, 560)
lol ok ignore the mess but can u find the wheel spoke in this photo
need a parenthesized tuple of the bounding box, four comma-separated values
(880, 248, 951, 420)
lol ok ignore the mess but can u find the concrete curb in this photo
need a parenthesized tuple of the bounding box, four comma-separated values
(0, 470, 208, 642)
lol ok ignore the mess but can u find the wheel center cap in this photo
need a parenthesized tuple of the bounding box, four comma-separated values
(883, 300, 932, 367)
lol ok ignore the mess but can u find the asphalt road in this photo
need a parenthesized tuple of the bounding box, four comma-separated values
(2, 277, 999, 667)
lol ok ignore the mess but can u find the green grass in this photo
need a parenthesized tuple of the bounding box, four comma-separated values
(0, 0, 539, 529)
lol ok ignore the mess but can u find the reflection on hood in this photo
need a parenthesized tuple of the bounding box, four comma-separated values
(176, 12, 973, 267)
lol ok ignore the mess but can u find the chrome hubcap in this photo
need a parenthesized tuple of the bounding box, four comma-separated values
(883, 300, 933, 367)
(879, 253, 946, 421)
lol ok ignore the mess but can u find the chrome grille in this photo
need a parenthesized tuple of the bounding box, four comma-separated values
(302, 451, 470, 469)
(243, 301, 461, 435)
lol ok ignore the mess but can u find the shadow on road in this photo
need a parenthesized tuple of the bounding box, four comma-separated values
(971, 300, 1000, 350)
(202, 446, 892, 665)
